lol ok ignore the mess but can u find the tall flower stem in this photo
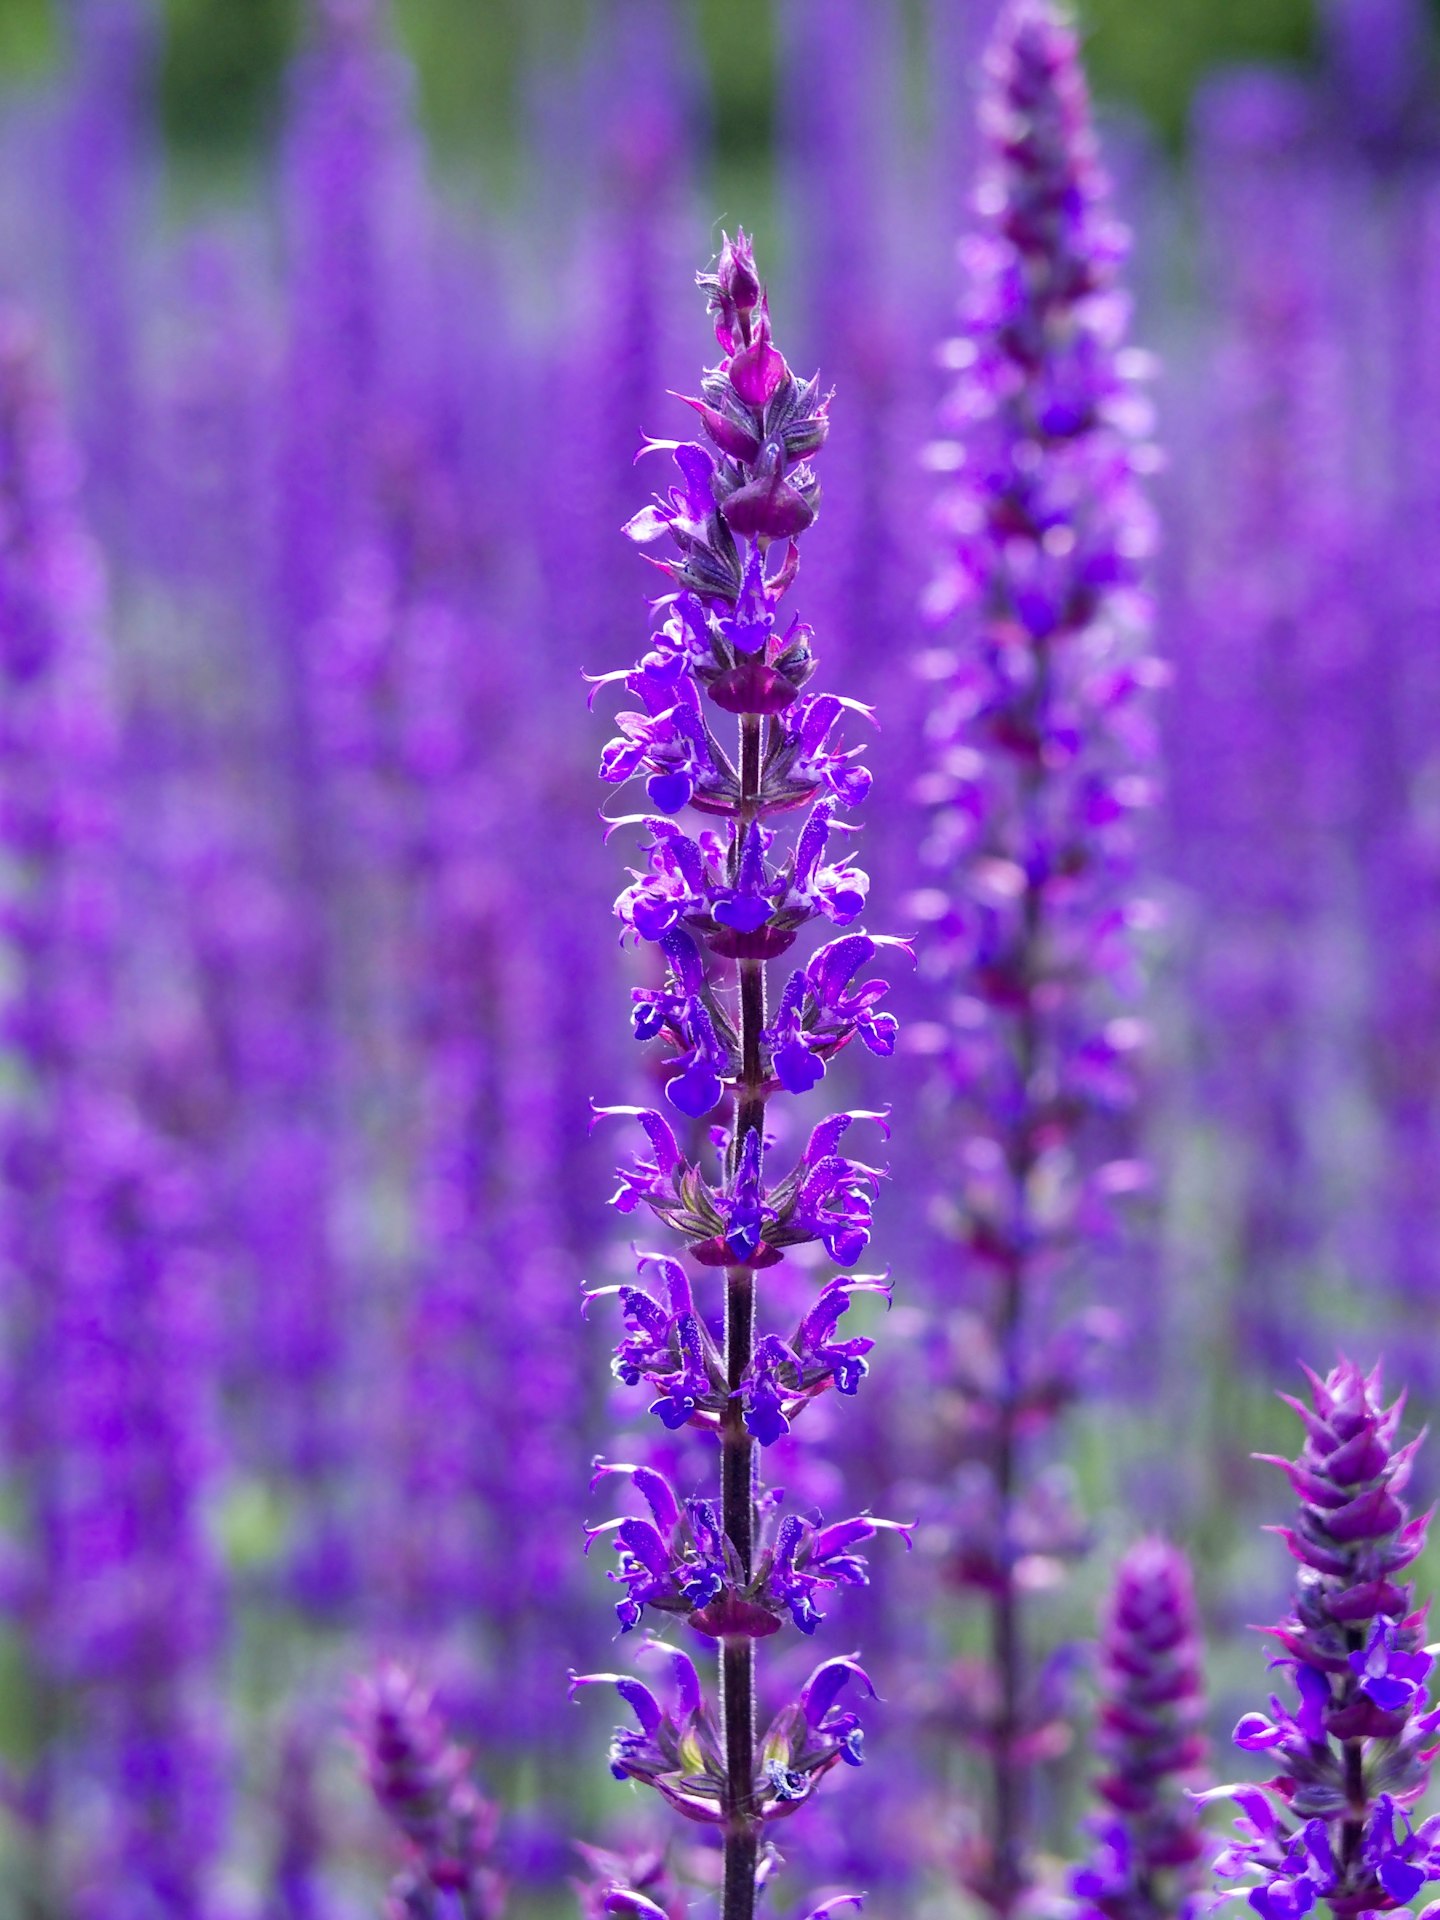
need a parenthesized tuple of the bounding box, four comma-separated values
(720, 1235, 759, 1912)
(918, 3, 1158, 1906)
(720, 1627, 758, 1920)
(579, 232, 910, 1920)
(722, 712, 767, 1920)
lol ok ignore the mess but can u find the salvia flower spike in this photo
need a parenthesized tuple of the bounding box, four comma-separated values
(1072, 1540, 1209, 1920)
(918, 0, 1158, 1909)
(1203, 1360, 1440, 1920)
(354, 1663, 505, 1920)
(582, 230, 908, 1920)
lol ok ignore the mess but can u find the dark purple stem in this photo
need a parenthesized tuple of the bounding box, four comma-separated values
(721, 708, 767, 1920)
(1340, 1637, 1366, 1875)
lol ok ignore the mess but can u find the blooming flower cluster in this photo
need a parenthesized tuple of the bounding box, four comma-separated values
(917, 1, 1159, 1910)
(578, 232, 907, 1919)
(586, 1255, 893, 1443)
(1071, 1540, 1208, 1920)
(570, 1643, 874, 1828)
(1204, 1361, 1440, 1920)
(586, 1459, 911, 1639)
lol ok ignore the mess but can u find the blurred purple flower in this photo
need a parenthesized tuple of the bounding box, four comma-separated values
(355, 1664, 504, 1920)
(1071, 1540, 1208, 1920)
(0, 309, 228, 1912)
(917, 2, 1159, 1909)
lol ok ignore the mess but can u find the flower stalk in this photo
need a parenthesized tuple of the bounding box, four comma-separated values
(581, 232, 909, 1920)
(723, 713, 765, 1918)
(918, 1, 1158, 1907)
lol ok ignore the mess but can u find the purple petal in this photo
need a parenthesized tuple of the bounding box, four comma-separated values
(642, 1643, 702, 1720)
(646, 770, 693, 813)
(665, 1061, 723, 1119)
(775, 1036, 825, 1094)
(1380, 1860, 1426, 1903)
(728, 338, 786, 407)
(714, 895, 772, 932)
(801, 1655, 876, 1727)
(722, 476, 816, 542)
(1234, 1712, 1286, 1752)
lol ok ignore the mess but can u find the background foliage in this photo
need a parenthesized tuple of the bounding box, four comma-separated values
(0, 0, 1346, 158)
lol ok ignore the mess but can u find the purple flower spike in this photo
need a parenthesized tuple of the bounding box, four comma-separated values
(1071, 1541, 1208, 1920)
(353, 1665, 504, 1920)
(585, 233, 903, 1920)
(1210, 1362, 1440, 1920)
(918, 2, 1158, 1912)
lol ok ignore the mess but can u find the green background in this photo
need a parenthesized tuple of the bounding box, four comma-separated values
(2, 0, 1428, 161)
